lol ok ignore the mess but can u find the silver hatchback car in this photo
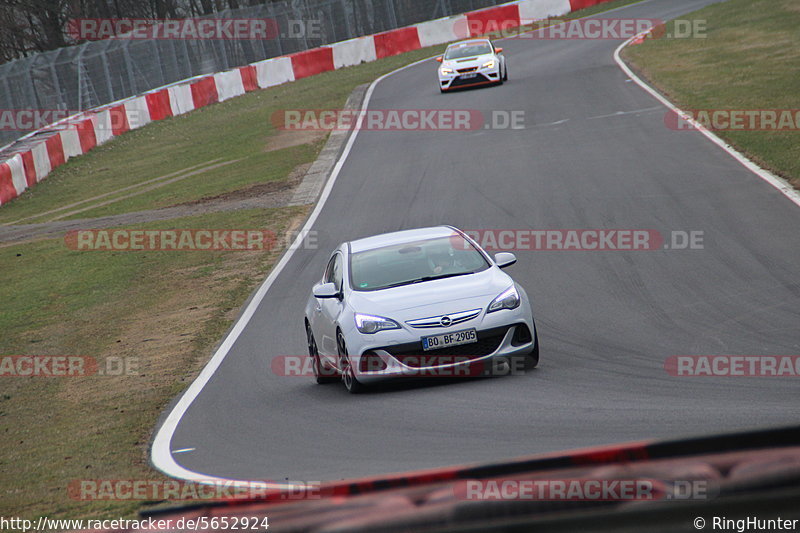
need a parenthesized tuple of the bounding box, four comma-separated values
(304, 226, 538, 393)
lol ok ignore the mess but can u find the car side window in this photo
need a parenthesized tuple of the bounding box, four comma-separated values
(324, 255, 336, 282)
(331, 254, 343, 292)
(324, 253, 343, 292)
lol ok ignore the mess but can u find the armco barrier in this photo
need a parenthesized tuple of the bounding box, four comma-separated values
(0, 0, 615, 208)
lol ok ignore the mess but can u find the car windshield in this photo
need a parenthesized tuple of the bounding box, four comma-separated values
(350, 233, 489, 291)
(444, 42, 492, 60)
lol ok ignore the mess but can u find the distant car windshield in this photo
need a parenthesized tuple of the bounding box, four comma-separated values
(350, 234, 489, 291)
(444, 43, 492, 60)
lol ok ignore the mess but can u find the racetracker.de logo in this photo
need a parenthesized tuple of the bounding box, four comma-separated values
(272, 109, 492, 131)
(67, 18, 278, 40)
(0, 109, 142, 132)
(665, 356, 800, 377)
(453, 478, 711, 501)
(455, 229, 705, 251)
(665, 109, 800, 131)
(454, 479, 659, 501)
(68, 479, 320, 501)
(0, 355, 137, 377)
(272, 355, 527, 378)
(65, 229, 278, 251)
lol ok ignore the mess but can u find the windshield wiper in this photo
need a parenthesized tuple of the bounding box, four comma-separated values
(382, 272, 472, 289)
(411, 272, 472, 284)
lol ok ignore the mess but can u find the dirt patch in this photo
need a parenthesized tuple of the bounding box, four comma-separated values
(180, 162, 310, 205)
(264, 129, 327, 153)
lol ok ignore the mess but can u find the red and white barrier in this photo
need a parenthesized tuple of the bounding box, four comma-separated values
(30, 142, 51, 182)
(417, 15, 470, 48)
(214, 70, 246, 101)
(331, 37, 377, 69)
(59, 126, 83, 159)
(519, 0, 571, 23)
(169, 83, 196, 116)
(125, 96, 152, 129)
(0, 0, 611, 207)
(254, 56, 295, 88)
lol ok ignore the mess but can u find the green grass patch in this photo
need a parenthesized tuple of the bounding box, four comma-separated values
(0, 206, 308, 520)
(622, 0, 800, 188)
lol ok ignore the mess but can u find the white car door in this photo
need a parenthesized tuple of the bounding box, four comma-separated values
(314, 251, 345, 357)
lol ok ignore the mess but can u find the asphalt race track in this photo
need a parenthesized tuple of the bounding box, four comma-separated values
(161, 0, 800, 483)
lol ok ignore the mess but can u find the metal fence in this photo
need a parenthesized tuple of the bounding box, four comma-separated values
(0, 0, 510, 146)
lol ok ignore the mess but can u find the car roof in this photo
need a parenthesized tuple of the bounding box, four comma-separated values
(446, 39, 492, 49)
(348, 226, 460, 253)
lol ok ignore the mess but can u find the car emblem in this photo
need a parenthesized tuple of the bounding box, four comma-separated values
(440, 316, 452, 327)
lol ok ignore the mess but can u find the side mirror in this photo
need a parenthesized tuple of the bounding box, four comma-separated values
(435, 56, 443, 63)
(494, 252, 516, 268)
(495, 47, 503, 53)
(313, 282, 340, 299)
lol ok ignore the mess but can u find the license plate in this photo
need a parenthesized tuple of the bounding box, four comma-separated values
(460, 73, 477, 79)
(422, 328, 477, 351)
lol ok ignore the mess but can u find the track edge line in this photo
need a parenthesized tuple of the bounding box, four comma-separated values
(148, 54, 441, 488)
(613, 31, 800, 208)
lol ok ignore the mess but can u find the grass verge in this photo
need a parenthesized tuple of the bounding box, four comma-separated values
(621, 0, 800, 189)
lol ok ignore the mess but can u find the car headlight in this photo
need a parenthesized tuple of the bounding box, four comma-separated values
(482, 60, 496, 69)
(440, 67, 454, 75)
(487, 285, 520, 313)
(355, 313, 400, 334)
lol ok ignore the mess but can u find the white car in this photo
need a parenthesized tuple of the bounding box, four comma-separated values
(437, 39, 507, 93)
(304, 226, 538, 393)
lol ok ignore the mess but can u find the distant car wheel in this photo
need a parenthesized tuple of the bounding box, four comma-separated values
(502, 65, 508, 81)
(338, 331, 365, 394)
(307, 324, 337, 384)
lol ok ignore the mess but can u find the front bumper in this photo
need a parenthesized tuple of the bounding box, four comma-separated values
(344, 307, 535, 384)
(439, 66, 501, 91)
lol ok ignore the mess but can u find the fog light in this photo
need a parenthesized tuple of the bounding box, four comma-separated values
(360, 352, 387, 372)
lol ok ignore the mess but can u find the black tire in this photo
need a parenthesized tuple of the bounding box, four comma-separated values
(338, 331, 365, 394)
(502, 64, 508, 82)
(307, 324, 337, 384)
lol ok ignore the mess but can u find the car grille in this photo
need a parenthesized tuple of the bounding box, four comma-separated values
(376, 326, 510, 368)
(406, 308, 481, 329)
(449, 73, 490, 87)
(457, 67, 478, 73)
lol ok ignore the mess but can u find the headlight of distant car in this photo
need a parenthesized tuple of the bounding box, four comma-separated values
(355, 313, 401, 334)
(487, 285, 520, 312)
(482, 60, 496, 69)
(440, 67, 454, 75)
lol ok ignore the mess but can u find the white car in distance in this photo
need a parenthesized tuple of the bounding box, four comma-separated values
(437, 39, 507, 92)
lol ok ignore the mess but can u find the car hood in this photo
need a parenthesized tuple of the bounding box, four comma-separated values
(442, 53, 494, 70)
(347, 267, 513, 320)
